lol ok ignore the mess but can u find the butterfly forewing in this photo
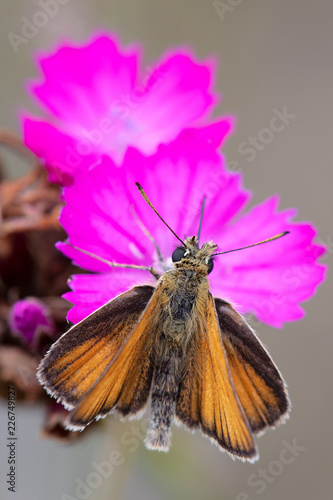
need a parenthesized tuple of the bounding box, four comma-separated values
(66, 284, 165, 430)
(37, 285, 155, 410)
(175, 341, 201, 430)
(215, 298, 290, 433)
(176, 293, 257, 461)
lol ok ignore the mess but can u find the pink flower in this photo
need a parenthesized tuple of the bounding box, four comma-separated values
(22, 33, 231, 186)
(9, 298, 55, 347)
(56, 128, 326, 328)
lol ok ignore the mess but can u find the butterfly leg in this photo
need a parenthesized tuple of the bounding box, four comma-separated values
(68, 244, 161, 279)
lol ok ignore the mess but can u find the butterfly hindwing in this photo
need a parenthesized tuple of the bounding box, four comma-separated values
(66, 283, 164, 430)
(176, 293, 257, 461)
(37, 285, 155, 410)
(215, 298, 290, 434)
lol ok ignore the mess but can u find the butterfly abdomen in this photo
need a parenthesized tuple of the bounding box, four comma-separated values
(145, 339, 182, 451)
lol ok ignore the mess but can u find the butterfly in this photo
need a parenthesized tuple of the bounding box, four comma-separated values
(38, 183, 290, 462)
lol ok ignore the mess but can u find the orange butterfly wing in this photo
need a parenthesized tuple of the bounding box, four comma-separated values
(215, 298, 290, 434)
(176, 293, 257, 461)
(65, 283, 164, 430)
(38, 285, 155, 411)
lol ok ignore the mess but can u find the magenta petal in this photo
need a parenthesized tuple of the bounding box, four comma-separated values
(58, 154, 156, 268)
(23, 117, 98, 185)
(186, 116, 235, 148)
(64, 271, 155, 324)
(120, 127, 250, 260)
(30, 34, 138, 128)
(24, 33, 222, 177)
(123, 53, 218, 156)
(209, 197, 327, 327)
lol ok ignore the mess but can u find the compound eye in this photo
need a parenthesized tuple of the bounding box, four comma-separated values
(207, 259, 214, 274)
(172, 247, 186, 263)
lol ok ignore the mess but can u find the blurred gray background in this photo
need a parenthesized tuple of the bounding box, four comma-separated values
(0, 1, 332, 499)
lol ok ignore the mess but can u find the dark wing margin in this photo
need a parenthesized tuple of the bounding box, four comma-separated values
(214, 298, 290, 434)
(37, 285, 155, 410)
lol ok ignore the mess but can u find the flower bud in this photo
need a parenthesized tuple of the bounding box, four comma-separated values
(9, 298, 54, 346)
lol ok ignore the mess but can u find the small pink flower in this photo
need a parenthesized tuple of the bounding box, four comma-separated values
(22, 33, 231, 186)
(56, 128, 326, 328)
(9, 298, 55, 347)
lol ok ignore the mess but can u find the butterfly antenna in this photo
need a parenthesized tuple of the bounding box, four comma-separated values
(197, 195, 207, 243)
(129, 204, 167, 268)
(211, 231, 290, 256)
(135, 182, 185, 246)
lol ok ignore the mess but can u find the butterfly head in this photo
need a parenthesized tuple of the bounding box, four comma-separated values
(172, 236, 218, 275)
(135, 182, 289, 277)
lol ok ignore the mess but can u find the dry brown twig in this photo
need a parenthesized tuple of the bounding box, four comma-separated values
(0, 130, 62, 236)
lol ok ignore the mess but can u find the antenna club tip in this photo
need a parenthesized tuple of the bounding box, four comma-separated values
(282, 230, 290, 236)
(135, 181, 143, 190)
